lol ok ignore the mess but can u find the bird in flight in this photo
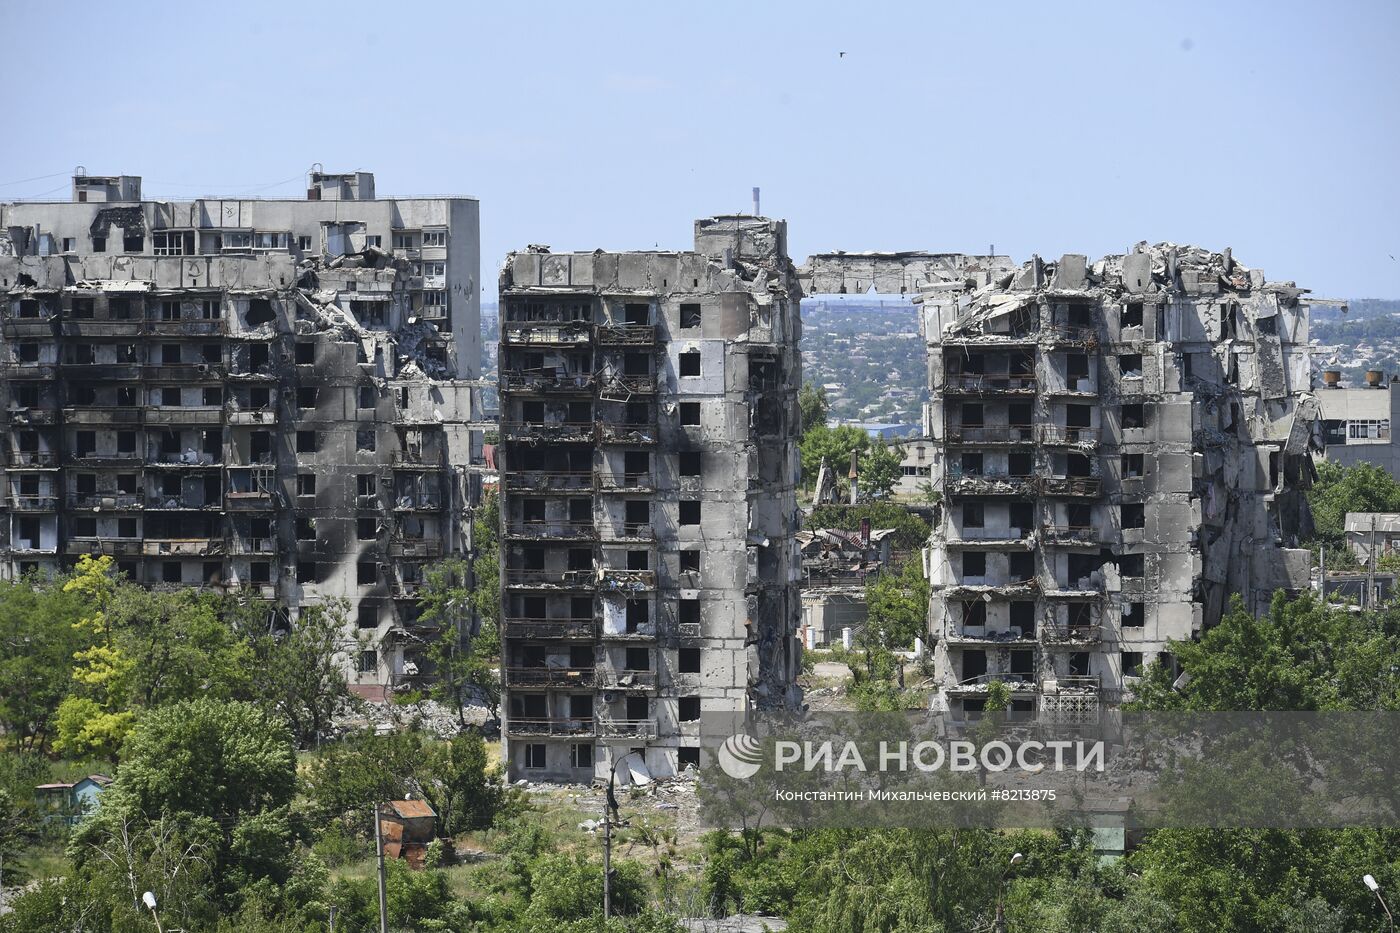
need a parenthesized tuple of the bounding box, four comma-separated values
(839, 51, 846, 58)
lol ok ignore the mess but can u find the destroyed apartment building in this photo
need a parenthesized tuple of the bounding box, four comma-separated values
(0, 171, 483, 698)
(497, 216, 803, 781)
(803, 245, 1318, 719)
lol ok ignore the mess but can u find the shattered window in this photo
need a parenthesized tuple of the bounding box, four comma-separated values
(1119, 354, 1143, 378)
(1120, 404, 1145, 429)
(356, 430, 377, 452)
(1123, 602, 1145, 627)
(680, 303, 702, 329)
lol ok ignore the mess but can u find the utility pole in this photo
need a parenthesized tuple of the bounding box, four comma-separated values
(373, 803, 389, 933)
(1370, 515, 1379, 609)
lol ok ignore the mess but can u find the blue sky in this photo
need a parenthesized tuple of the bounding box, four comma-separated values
(2, 1, 1397, 298)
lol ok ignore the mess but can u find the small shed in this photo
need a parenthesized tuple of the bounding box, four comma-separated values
(36, 774, 112, 825)
(379, 799, 437, 869)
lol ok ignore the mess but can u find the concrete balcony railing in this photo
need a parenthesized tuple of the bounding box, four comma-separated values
(67, 493, 141, 510)
(61, 406, 142, 425)
(505, 520, 597, 540)
(505, 471, 593, 492)
(501, 371, 596, 394)
(228, 537, 277, 555)
(4, 495, 59, 510)
(944, 473, 1034, 497)
(391, 450, 446, 468)
(596, 324, 657, 346)
(598, 568, 656, 591)
(1039, 623, 1102, 645)
(942, 373, 1037, 395)
(500, 323, 592, 347)
(597, 523, 654, 542)
(1038, 477, 1102, 498)
(505, 718, 597, 738)
(598, 423, 657, 445)
(503, 568, 596, 588)
(503, 667, 596, 688)
(224, 490, 276, 510)
(596, 670, 658, 690)
(500, 421, 595, 443)
(946, 672, 1040, 695)
(596, 471, 654, 493)
(6, 451, 59, 467)
(598, 373, 658, 395)
(1043, 674, 1101, 693)
(1039, 524, 1101, 545)
(940, 425, 1041, 448)
(677, 622, 701, 639)
(143, 406, 224, 425)
(388, 539, 444, 559)
(503, 618, 596, 640)
(5, 407, 59, 425)
(65, 537, 142, 557)
(1037, 424, 1099, 446)
(142, 538, 220, 557)
(597, 719, 658, 740)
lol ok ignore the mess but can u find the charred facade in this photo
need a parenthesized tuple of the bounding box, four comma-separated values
(497, 216, 803, 781)
(802, 245, 1318, 719)
(0, 172, 482, 699)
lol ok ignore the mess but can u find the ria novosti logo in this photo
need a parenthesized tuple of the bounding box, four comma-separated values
(717, 733, 765, 779)
(714, 732, 1105, 777)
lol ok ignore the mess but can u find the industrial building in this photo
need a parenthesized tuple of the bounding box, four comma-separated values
(803, 246, 1319, 719)
(0, 170, 483, 699)
(497, 215, 804, 781)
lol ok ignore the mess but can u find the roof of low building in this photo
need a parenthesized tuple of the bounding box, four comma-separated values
(1345, 513, 1400, 534)
(386, 799, 437, 819)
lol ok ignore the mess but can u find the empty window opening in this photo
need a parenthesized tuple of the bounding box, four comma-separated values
(1119, 354, 1143, 378)
(1121, 503, 1145, 529)
(680, 304, 702, 328)
(1120, 404, 1145, 429)
(1122, 302, 1143, 328)
(679, 351, 701, 377)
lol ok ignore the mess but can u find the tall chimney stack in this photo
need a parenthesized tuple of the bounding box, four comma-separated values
(752, 187, 760, 217)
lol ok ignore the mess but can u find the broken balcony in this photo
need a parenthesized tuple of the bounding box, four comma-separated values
(501, 368, 596, 394)
(144, 405, 223, 426)
(505, 518, 597, 542)
(60, 406, 141, 425)
(1039, 477, 1102, 498)
(944, 468, 1034, 498)
(501, 321, 593, 347)
(64, 537, 142, 557)
(946, 671, 1040, 697)
(503, 617, 596, 640)
(942, 372, 1037, 396)
(944, 423, 1036, 446)
(503, 567, 597, 590)
(501, 420, 595, 444)
(596, 719, 658, 740)
(4, 494, 58, 511)
(503, 666, 597, 688)
(504, 717, 597, 739)
(596, 323, 657, 346)
(1039, 426, 1098, 451)
(1039, 621, 1102, 646)
(596, 669, 658, 690)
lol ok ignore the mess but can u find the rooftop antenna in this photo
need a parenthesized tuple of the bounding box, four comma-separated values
(752, 187, 760, 217)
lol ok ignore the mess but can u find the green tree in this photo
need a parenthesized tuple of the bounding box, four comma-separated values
(798, 381, 830, 433)
(420, 558, 500, 724)
(1130, 592, 1400, 712)
(74, 698, 298, 896)
(1308, 460, 1400, 544)
(857, 439, 904, 501)
(302, 730, 426, 834)
(799, 424, 868, 487)
(232, 595, 352, 747)
(421, 732, 507, 836)
(0, 571, 90, 751)
(863, 559, 929, 652)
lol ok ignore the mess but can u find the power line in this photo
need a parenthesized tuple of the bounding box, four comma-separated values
(0, 170, 70, 188)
